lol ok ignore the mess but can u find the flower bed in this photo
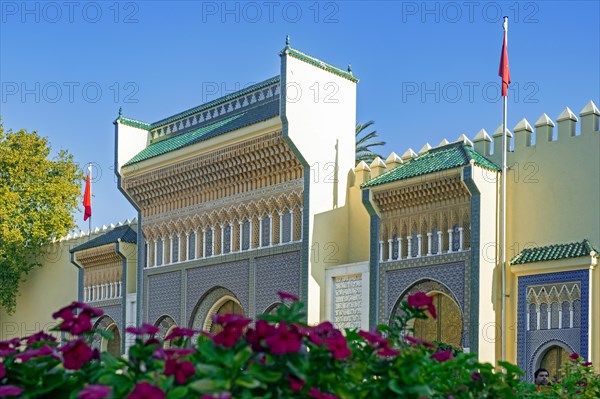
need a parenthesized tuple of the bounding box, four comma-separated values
(1, 292, 598, 398)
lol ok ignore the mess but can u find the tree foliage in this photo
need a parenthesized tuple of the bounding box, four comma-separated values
(356, 120, 386, 165)
(0, 124, 82, 314)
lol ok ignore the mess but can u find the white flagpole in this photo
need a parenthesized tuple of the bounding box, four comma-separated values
(501, 16, 508, 362)
(88, 162, 92, 242)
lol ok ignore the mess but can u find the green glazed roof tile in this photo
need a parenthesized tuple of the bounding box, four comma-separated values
(70, 225, 137, 253)
(361, 142, 499, 188)
(123, 100, 279, 166)
(282, 47, 358, 83)
(116, 116, 151, 130)
(510, 240, 599, 265)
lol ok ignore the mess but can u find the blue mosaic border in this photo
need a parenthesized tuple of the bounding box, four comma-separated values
(517, 269, 589, 380)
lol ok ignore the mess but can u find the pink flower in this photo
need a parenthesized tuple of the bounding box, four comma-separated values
(0, 386, 24, 396)
(307, 387, 339, 399)
(358, 330, 388, 347)
(163, 348, 196, 358)
(62, 339, 94, 370)
(78, 385, 112, 399)
(278, 291, 299, 302)
(299, 321, 335, 345)
(471, 372, 482, 382)
(0, 338, 20, 357)
(246, 319, 275, 351)
(52, 302, 103, 319)
(583, 361, 593, 367)
(200, 394, 231, 399)
(211, 314, 251, 348)
(127, 382, 165, 399)
(23, 331, 57, 345)
(14, 344, 58, 362)
(57, 312, 93, 335)
(407, 292, 437, 319)
(288, 375, 305, 392)
(325, 333, 351, 359)
(164, 358, 196, 384)
(570, 352, 580, 360)
(430, 349, 453, 362)
(0, 362, 5, 379)
(126, 324, 159, 336)
(165, 327, 197, 341)
(404, 335, 434, 349)
(376, 346, 401, 357)
(265, 321, 302, 354)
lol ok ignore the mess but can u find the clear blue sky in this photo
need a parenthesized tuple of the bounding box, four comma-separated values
(1, 1, 599, 231)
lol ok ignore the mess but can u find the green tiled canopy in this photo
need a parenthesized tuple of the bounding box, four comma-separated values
(70, 225, 137, 253)
(361, 142, 499, 188)
(510, 240, 598, 265)
(123, 100, 279, 166)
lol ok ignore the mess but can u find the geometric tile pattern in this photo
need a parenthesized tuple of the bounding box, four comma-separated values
(185, 260, 250, 325)
(147, 271, 182, 325)
(517, 269, 589, 381)
(255, 251, 301, 315)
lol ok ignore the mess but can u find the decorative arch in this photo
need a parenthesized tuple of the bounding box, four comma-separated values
(263, 302, 284, 316)
(154, 314, 177, 342)
(189, 286, 245, 331)
(390, 279, 464, 348)
(530, 340, 575, 382)
(92, 315, 121, 357)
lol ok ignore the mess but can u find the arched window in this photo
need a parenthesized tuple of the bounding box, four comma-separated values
(410, 230, 418, 258)
(156, 239, 164, 266)
(188, 231, 196, 260)
(205, 229, 213, 257)
(451, 224, 460, 252)
(540, 303, 548, 330)
(242, 221, 251, 250)
(282, 211, 292, 243)
(413, 292, 462, 348)
(172, 235, 179, 263)
(540, 345, 571, 380)
(573, 300, 581, 328)
(223, 225, 231, 254)
(561, 301, 570, 328)
(550, 302, 559, 329)
(528, 303, 537, 331)
(261, 217, 270, 247)
(431, 228, 439, 255)
(392, 234, 399, 260)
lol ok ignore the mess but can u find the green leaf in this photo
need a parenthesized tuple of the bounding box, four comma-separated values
(166, 386, 189, 399)
(189, 378, 219, 392)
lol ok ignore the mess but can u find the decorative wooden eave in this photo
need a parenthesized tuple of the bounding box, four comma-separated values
(122, 131, 303, 217)
(73, 244, 122, 268)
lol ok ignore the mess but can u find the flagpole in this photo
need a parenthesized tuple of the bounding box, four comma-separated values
(501, 16, 508, 362)
(88, 162, 92, 242)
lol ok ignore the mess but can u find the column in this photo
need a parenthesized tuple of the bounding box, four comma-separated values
(388, 239, 393, 260)
(290, 209, 294, 241)
(268, 214, 273, 246)
(427, 232, 432, 256)
(118, 281, 122, 298)
(527, 312, 530, 331)
(201, 229, 206, 258)
(407, 236, 412, 258)
(570, 306, 574, 328)
(221, 224, 225, 255)
(378, 241, 383, 261)
(278, 211, 283, 244)
(398, 237, 403, 260)
(238, 221, 243, 251)
(300, 208, 304, 239)
(154, 240, 158, 267)
(547, 308, 551, 329)
(447, 229, 453, 253)
(210, 226, 215, 256)
(537, 309, 541, 330)
(416, 234, 422, 257)
(169, 236, 174, 264)
(558, 309, 563, 329)
(185, 232, 189, 261)
(458, 227, 464, 251)
(194, 230, 199, 259)
(258, 217, 263, 247)
(437, 230, 443, 254)
(249, 219, 254, 249)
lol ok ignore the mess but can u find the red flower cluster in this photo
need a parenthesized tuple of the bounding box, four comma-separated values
(359, 330, 401, 357)
(404, 335, 434, 349)
(52, 301, 103, 335)
(407, 292, 437, 319)
(288, 375, 305, 391)
(78, 384, 112, 399)
(128, 382, 165, 399)
(307, 387, 339, 399)
(164, 358, 196, 384)
(126, 323, 159, 337)
(211, 314, 252, 348)
(0, 386, 24, 397)
(430, 349, 453, 362)
(0, 338, 20, 357)
(62, 339, 94, 370)
(165, 326, 198, 341)
(14, 344, 59, 362)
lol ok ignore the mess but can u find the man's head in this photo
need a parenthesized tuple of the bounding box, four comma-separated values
(534, 368, 550, 385)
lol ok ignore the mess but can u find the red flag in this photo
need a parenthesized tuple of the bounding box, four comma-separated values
(498, 21, 510, 97)
(83, 165, 92, 221)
